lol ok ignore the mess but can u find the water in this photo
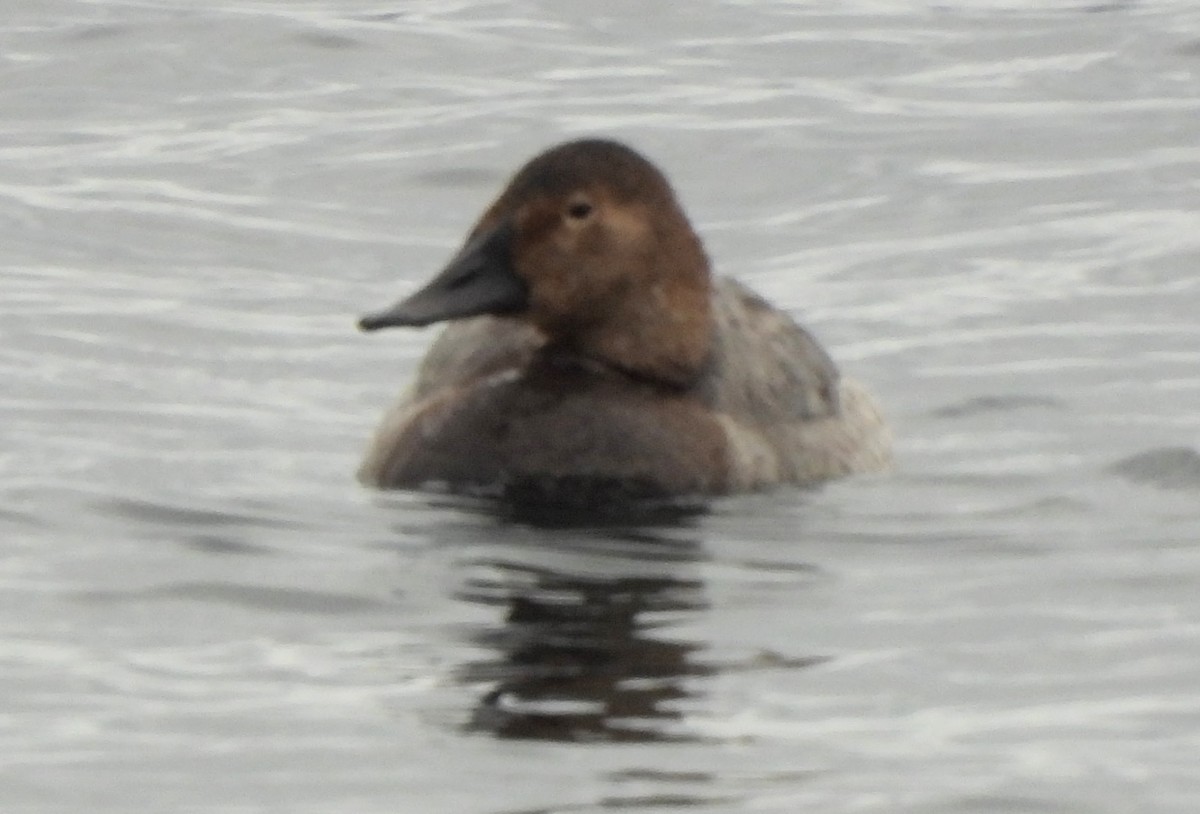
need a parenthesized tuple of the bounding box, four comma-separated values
(3, 1, 1200, 811)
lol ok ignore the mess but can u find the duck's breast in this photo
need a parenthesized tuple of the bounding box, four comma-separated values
(359, 352, 732, 496)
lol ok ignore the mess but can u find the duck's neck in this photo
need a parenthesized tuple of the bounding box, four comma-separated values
(568, 277, 712, 388)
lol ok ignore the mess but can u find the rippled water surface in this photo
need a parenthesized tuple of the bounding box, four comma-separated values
(3, 1, 1200, 812)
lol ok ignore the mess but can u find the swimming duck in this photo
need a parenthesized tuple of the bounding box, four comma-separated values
(357, 139, 891, 499)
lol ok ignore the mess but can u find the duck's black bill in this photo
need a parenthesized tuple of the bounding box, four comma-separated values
(358, 220, 527, 331)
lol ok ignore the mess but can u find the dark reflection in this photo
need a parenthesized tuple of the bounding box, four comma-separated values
(437, 498, 713, 742)
(1108, 446, 1200, 490)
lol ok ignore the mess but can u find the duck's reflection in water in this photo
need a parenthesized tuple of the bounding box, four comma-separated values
(449, 500, 711, 742)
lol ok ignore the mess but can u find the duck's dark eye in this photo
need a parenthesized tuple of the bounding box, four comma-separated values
(566, 200, 593, 220)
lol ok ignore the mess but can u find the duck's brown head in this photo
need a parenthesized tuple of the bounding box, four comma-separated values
(359, 139, 714, 388)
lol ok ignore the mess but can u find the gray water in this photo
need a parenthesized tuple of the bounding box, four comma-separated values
(3, 1, 1200, 811)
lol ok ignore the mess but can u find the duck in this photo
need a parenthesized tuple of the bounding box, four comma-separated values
(356, 138, 891, 500)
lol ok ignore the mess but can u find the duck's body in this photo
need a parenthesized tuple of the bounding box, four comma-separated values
(357, 139, 890, 498)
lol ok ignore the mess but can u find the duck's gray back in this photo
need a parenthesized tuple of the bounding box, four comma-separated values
(700, 278, 840, 423)
(699, 278, 891, 488)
